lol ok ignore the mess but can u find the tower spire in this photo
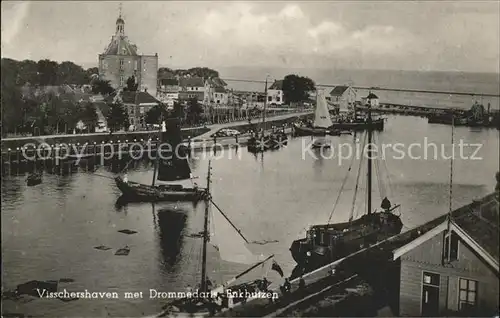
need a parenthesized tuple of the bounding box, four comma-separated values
(116, 2, 125, 36)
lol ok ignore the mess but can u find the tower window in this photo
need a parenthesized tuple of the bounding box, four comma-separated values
(119, 59, 124, 70)
(120, 76, 124, 86)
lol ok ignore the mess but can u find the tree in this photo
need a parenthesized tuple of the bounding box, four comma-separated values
(145, 103, 168, 125)
(91, 79, 115, 96)
(282, 74, 316, 105)
(158, 67, 175, 79)
(79, 102, 98, 132)
(172, 101, 184, 120)
(57, 61, 87, 85)
(125, 75, 138, 92)
(187, 67, 219, 79)
(37, 59, 59, 86)
(106, 102, 129, 132)
(185, 98, 203, 124)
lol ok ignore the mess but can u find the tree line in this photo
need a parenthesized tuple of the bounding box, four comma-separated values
(1, 57, 315, 136)
(1, 58, 100, 136)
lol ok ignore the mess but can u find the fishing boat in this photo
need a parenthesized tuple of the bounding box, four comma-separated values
(330, 93, 385, 131)
(292, 90, 340, 137)
(158, 161, 284, 317)
(26, 171, 42, 186)
(289, 103, 403, 273)
(248, 78, 288, 153)
(115, 117, 208, 203)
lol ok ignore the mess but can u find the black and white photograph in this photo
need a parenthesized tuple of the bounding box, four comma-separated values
(1, 1, 499, 317)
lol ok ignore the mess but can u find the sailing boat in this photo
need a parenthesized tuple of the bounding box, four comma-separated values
(248, 78, 288, 153)
(331, 93, 385, 131)
(289, 103, 403, 272)
(161, 161, 282, 317)
(114, 117, 208, 202)
(292, 90, 340, 137)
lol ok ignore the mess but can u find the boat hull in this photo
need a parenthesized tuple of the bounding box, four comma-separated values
(330, 118, 385, 131)
(292, 124, 341, 137)
(115, 177, 208, 203)
(27, 173, 42, 186)
(289, 212, 403, 270)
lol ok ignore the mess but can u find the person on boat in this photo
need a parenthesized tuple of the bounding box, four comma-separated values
(381, 197, 392, 211)
(123, 173, 128, 183)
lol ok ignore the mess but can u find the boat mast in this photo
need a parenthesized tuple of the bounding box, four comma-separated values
(263, 77, 268, 135)
(151, 107, 164, 186)
(200, 160, 212, 292)
(367, 100, 372, 215)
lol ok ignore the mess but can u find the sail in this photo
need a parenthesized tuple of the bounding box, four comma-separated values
(313, 90, 333, 128)
(156, 118, 192, 181)
(210, 208, 258, 265)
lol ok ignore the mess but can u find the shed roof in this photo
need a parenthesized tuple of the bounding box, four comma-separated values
(329, 86, 349, 96)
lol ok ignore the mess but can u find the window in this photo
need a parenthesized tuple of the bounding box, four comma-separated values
(422, 272, 440, 286)
(119, 59, 124, 70)
(268, 96, 272, 102)
(459, 278, 477, 312)
(276, 97, 281, 102)
(444, 231, 459, 261)
(120, 75, 124, 86)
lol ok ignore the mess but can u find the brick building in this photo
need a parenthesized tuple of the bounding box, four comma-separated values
(98, 10, 158, 96)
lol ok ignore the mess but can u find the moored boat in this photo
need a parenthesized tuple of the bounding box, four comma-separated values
(292, 90, 339, 137)
(248, 78, 288, 153)
(26, 171, 42, 186)
(290, 103, 402, 274)
(115, 116, 208, 203)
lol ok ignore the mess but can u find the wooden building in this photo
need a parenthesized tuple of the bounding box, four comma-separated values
(392, 193, 499, 316)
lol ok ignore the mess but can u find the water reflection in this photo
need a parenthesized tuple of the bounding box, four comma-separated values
(156, 206, 188, 268)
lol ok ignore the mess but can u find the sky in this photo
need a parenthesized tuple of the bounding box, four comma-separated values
(1, 1, 499, 73)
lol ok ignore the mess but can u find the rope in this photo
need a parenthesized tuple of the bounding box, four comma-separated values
(349, 132, 367, 222)
(326, 136, 358, 224)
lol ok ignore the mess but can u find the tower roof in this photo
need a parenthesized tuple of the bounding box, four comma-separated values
(103, 36, 138, 56)
(116, 17, 124, 24)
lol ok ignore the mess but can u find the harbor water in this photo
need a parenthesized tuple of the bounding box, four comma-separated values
(2, 115, 498, 317)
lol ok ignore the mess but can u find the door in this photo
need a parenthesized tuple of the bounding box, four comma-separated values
(421, 272, 440, 316)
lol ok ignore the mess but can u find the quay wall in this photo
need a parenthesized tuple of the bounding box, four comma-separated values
(1, 113, 313, 153)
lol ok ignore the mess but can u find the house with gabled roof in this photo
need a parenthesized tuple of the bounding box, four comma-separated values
(328, 85, 357, 112)
(362, 92, 380, 107)
(392, 192, 499, 317)
(113, 90, 160, 129)
(204, 77, 229, 105)
(267, 80, 284, 106)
